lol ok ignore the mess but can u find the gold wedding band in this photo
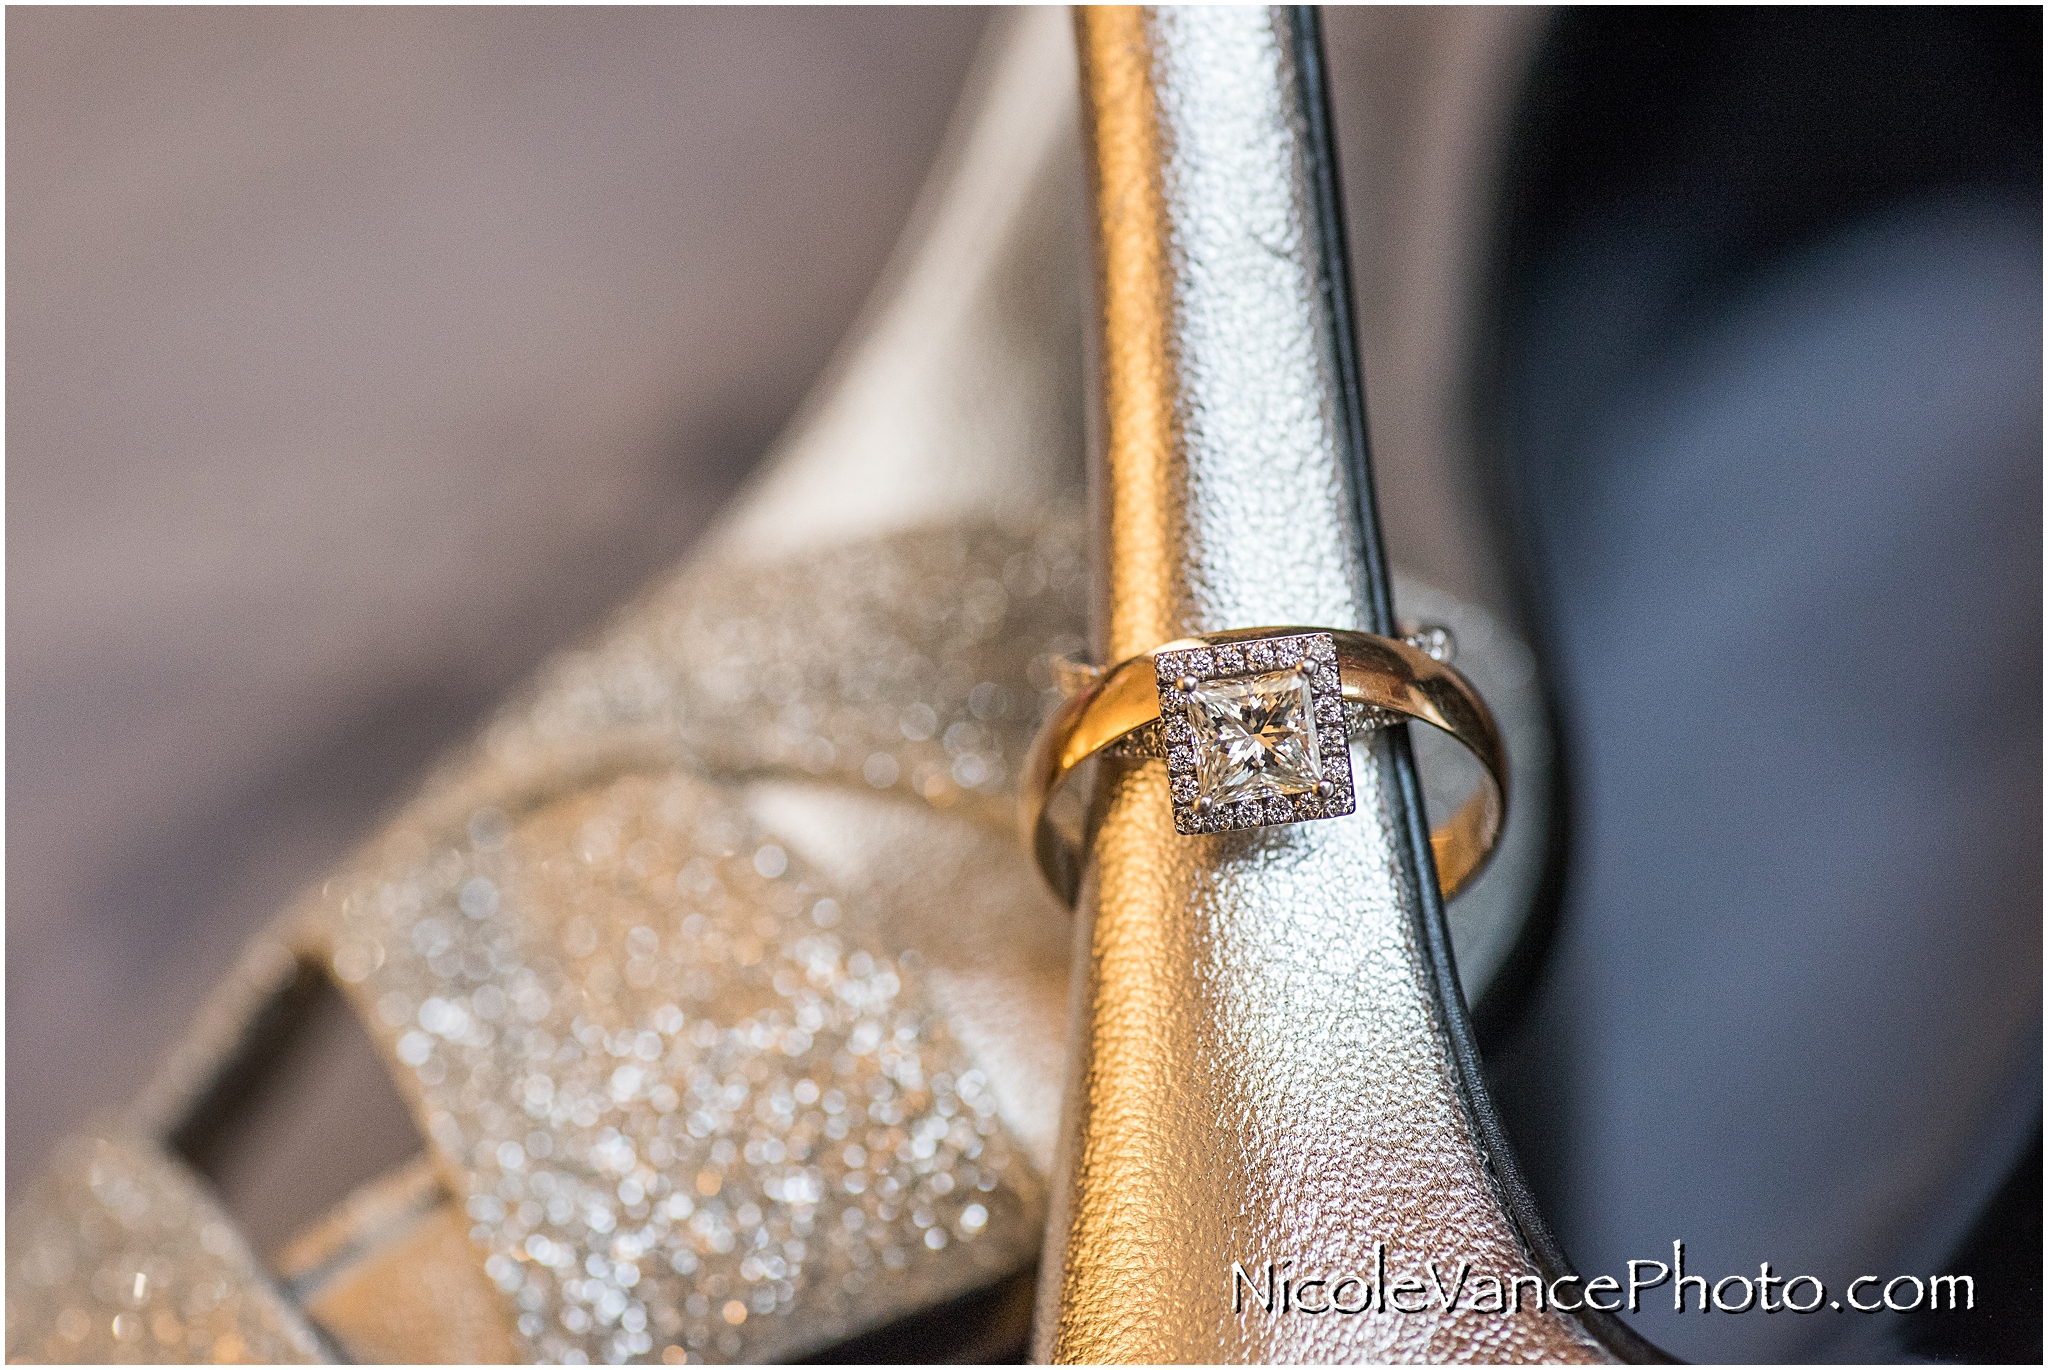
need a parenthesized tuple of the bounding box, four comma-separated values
(1020, 625, 1507, 906)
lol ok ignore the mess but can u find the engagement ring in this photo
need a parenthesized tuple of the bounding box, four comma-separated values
(1020, 625, 1506, 905)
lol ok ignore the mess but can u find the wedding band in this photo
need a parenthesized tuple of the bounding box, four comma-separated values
(1020, 625, 1507, 905)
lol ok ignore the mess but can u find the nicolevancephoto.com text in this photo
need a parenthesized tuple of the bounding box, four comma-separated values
(1232, 1242, 1975, 1319)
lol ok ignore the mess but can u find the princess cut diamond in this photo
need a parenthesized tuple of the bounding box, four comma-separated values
(1184, 668, 1323, 804)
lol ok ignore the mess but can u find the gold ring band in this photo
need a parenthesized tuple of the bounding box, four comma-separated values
(1020, 625, 1508, 906)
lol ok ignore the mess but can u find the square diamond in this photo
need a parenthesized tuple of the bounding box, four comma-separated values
(1186, 668, 1322, 803)
(1156, 631, 1356, 834)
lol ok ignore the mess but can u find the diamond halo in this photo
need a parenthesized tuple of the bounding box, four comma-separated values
(1154, 631, 1356, 834)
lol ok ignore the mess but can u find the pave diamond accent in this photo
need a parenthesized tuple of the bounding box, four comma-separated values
(1155, 631, 1357, 835)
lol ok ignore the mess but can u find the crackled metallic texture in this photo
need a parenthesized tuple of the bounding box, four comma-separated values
(1039, 9, 1606, 1361)
(1085, 6, 1367, 655)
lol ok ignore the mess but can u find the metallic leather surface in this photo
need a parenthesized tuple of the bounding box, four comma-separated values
(1037, 9, 1606, 1361)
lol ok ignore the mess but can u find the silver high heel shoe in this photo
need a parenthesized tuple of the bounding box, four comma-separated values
(9, 10, 1589, 1363)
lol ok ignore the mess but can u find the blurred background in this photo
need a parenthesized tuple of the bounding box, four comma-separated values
(8, 3, 993, 1190)
(9, 7, 2039, 1363)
